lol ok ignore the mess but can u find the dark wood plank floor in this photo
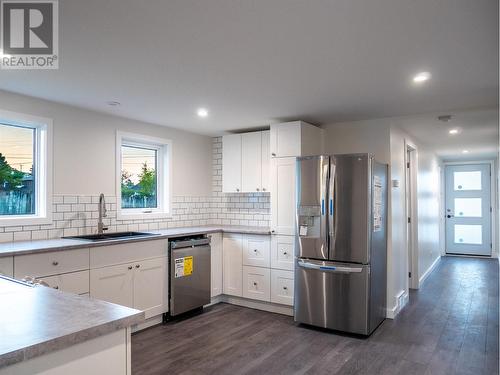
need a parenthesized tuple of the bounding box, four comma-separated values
(132, 256, 499, 375)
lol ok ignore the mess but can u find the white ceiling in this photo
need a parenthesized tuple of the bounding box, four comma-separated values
(397, 109, 499, 161)
(0, 0, 497, 136)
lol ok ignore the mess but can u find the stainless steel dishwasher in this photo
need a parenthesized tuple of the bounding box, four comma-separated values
(167, 235, 211, 318)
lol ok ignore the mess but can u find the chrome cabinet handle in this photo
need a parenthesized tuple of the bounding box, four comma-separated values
(236, 188, 240, 192)
(256, 188, 260, 191)
(128, 266, 133, 270)
(53, 286, 59, 290)
(253, 282, 257, 286)
(52, 261, 59, 266)
(283, 286, 287, 290)
(135, 264, 140, 268)
(262, 188, 266, 191)
(253, 249, 258, 253)
(283, 251, 287, 255)
(271, 152, 276, 157)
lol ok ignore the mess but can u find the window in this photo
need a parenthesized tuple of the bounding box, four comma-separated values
(116, 132, 171, 219)
(0, 110, 52, 226)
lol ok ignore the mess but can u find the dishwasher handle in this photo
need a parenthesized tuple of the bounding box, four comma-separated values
(170, 237, 211, 249)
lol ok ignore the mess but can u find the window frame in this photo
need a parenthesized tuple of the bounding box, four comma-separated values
(0, 109, 53, 226)
(116, 131, 172, 220)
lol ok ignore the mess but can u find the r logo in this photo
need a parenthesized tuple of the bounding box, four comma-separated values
(1, 0, 58, 68)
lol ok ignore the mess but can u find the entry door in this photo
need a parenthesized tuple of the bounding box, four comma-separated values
(445, 164, 491, 256)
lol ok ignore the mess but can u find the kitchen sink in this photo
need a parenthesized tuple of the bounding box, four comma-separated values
(64, 231, 157, 241)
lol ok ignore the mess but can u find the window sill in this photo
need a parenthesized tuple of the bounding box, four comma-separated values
(116, 211, 172, 221)
(0, 215, 52, 227)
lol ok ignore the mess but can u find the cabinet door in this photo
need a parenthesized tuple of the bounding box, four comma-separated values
(242, 235, 270, 268)
(271, 157, 297, 235)
(222, 134, 242, 193)
(210, 233, 223, 298)
(271, 235, 295, 271)
(0, 257, 13, 278)
(243, 266, 270, 302)
(38, 270, 90, 295)
(90, 263, 134, 308)
(133, 257, 168, 319)
(261, 131, 270, 192)
(241, 132, 262, 193)
(271, 269, 294, 306)
(223, 234, 243, 297)
(270, 122, 301, 157)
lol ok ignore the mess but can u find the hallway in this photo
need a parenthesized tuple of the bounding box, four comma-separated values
(132, 256, 499, 375)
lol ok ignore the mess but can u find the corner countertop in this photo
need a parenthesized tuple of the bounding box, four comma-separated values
(0, 225, 272, 257)
(0, 276, 144, 369)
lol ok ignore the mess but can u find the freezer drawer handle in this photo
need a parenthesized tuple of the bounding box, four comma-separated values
(298, 261, 363, 273)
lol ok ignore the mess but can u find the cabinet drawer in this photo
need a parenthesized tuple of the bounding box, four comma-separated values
(0, 257, 13, 278)
(242, 266, 270, 302)
(271, 235, 295, 271)
(242, 235, 270, 268)
(14, 248, 89, 279)
(90, 240, 168, 268)
(271, 269, 294, 306)
(37, 270, 90, 295)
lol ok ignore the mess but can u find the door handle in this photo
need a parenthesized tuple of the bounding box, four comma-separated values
(447, 214, 454, 218)
(297, 260, 363, 273)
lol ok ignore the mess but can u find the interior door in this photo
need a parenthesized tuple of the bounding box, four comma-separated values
(445, 164, 491, 256)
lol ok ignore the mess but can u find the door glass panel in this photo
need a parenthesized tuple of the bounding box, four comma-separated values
(454, 198, 482, 217)
(454, 225, 482, 245)
(454, 171, 482, 191)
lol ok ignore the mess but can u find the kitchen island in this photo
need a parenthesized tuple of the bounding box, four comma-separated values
(0, 276, 143, 375)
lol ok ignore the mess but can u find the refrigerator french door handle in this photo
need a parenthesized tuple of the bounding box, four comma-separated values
(297, 260, 363, 273)
(329, 162, 336, 240)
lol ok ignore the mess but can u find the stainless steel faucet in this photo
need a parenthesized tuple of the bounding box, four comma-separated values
(97, 193, 109, 234)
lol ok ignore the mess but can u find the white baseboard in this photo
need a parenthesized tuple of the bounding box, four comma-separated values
(386, 289, 409, 319)
(131, 315, 163, 332)
(221, 295, 294, 316)
(418, 256, 441, 288)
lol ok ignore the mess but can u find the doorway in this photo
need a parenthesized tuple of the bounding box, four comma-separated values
(444, 163, 492, 256)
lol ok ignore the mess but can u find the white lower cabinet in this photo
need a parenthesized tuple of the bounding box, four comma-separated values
(270, 235, 295, 271)
(38, 270, 90, 295)
(242, 234, 270, 268)
(243, 266, 270, 302)
(210, 233, 223, 297)
(0, 256, 13, 278)
(90, 263, 135, 308)
(90, 256, 168, 318)
(270, 269, 294, 306)
(223, 234, 243, 297)
(133, 257, 168, 318)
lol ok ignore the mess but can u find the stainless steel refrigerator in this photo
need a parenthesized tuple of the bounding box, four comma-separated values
(294, 154, 387, 335)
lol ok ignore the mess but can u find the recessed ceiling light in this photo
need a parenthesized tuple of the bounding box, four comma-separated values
(449, 129, 459, 135)
(106, 101, 121, 107)
(197, 108, 209, 118)
(462, 150, 469, 154)
(413, 71, 431, 83)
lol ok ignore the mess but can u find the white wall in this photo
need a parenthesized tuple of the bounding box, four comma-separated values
(0, 90, 212, 197)
(416, 146, 442, 280)
(323, 119, 391, 163)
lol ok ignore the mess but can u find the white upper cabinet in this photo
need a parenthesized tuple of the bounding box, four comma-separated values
(270, 121, 323, 158)
(223, 131, 270, 193)
(241, 132, 262, 192)
(222, 134, 242, 193)
(261, 131, 270, 192)
(270, 157, 297, 235)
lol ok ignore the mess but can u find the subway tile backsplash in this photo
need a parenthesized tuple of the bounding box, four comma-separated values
(0, 137, 271, 242)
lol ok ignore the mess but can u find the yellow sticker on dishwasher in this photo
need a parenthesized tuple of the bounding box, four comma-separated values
(174, 256, 193, 278)
(184, 256, 193, 276)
